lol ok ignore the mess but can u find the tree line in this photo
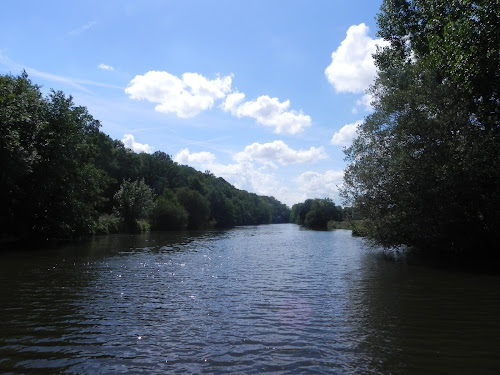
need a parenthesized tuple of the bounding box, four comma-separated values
(290, 198, 347, 230)
(0, 72, 290, 242)
(342, 0, 499, 259)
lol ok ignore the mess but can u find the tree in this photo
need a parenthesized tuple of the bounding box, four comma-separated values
(1, 73, 107, 239)
(0, 72, 45, 237)
(291, 198, 343, 229)
(150, 188, 188, 230)
(342, 0, 500, 257)
(175, 187, 211, 229)
(114, 178, 154, 232)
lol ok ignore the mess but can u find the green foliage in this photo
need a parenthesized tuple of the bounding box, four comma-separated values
(150, 190, 188, 230)
(94, 214, 121, 235)
(176, 187, 211, 229)
(342, 0, 500, 257)
(0, 73, 106, 239)
(1, 72, 291, 242)
(113, 178, 154, 233)
(291, 199, 343, 229)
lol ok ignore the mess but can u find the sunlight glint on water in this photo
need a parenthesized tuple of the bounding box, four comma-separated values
(1, 224, 500, 374)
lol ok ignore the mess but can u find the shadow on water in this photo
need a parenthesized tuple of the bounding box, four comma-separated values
(347, 249, 500, 375)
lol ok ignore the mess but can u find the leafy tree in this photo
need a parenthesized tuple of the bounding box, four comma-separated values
(0, 72, 46, 237)
(30, 90, 105, 238)
(291, 198, 343, 229)
(150, 196, 188, 230)
(342, 0, 500, 256)
(1, 73, 106, 239)
(114, 178, 154, 232)
(206, 189, 235, 228)
(175, 187, 211, 229)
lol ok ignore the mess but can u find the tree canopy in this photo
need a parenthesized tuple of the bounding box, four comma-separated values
(290, 198, 344, 230)
(342, 0, 499, 257)
(0, 72, 290, 242)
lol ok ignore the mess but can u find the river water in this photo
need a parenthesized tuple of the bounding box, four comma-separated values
(1, 224, 499, 374)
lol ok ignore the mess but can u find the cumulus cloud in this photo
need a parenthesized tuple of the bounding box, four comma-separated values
(172, 146, 303, 206)
(234, 140, 327, 166)
(173, 151, 287, 202)
(211, 160, 282, 196)
(325, 23, 389, 93)
(98, 63, 114, 71)
(354, 93, 374, 112)
(174, 148, 216, 165)
(125, 71, 233, 118)
(122, 134, 154, 154)
(222, 93, 311, 134)
(331, 120, 362, 146)
(294, 170, 344, 202)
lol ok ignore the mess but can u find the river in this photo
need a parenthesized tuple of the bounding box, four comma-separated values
(1, 224, 499, 374)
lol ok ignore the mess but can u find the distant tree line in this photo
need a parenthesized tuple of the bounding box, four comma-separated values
(290, 198, 347, 230)
(0, 72, 290, 242)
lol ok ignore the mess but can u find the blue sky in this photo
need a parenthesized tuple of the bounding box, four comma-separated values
(1, 0, 387, 207)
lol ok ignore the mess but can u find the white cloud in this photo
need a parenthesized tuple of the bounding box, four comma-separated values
(234, 140, 327, 165)
(125, 71, 233, 118)
(121, 134, 154, 154)
(294, 170, 344, 203)
(69, 21, 96, 36)
(354, 93, 374, 112)
(170, 146, 345, 207)
(222, 93, 311, 134)
(325, 23, 389, 93)
(174, 148, 216, 165)
(211, 160, 281, 195)
(172, 147, 302, 206)
(221, 92, 245, 112)
(331, 120, 362, 146)
(98, 63, 114, 71)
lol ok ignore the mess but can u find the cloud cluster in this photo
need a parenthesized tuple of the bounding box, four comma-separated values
(121, 134, 154, 154)
(125, 71, 233, 118)
(172, 141, 333, 206)
(174, 148, 216, 165)
(120, 22, 387, 205)
(173, 148, 283, 199)
(325, 23, 388, 94)
(234, 140, 326, 166)
(331, 120, 362, 146)
(125, 70, 311, 134)
(294, 170, 344, 202)
(222, 93, 311, 134)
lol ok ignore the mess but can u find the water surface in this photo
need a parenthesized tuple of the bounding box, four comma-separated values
(1, 224, 499, 374)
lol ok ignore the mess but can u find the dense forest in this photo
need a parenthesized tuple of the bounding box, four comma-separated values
(0, 72, 290, 242)
(290, 198, 345, 230)
(342, 0, 499, 258)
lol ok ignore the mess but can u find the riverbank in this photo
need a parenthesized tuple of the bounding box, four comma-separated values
(327, 220, 368, 236)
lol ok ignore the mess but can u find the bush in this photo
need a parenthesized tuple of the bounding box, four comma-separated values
(94, 214, 120, 235)
(150, 197, 188, 230)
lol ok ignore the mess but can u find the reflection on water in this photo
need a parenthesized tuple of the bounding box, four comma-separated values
(1, 224, 500, 374)
(350, 254, 500, 374)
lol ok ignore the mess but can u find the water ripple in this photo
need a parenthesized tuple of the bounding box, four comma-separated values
(1, 226, 500, 374)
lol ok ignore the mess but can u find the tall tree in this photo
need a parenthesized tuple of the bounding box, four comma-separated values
(114, 178, 154, 232)
(342, 0, 500, 256)
(0, 73, 106, 239)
